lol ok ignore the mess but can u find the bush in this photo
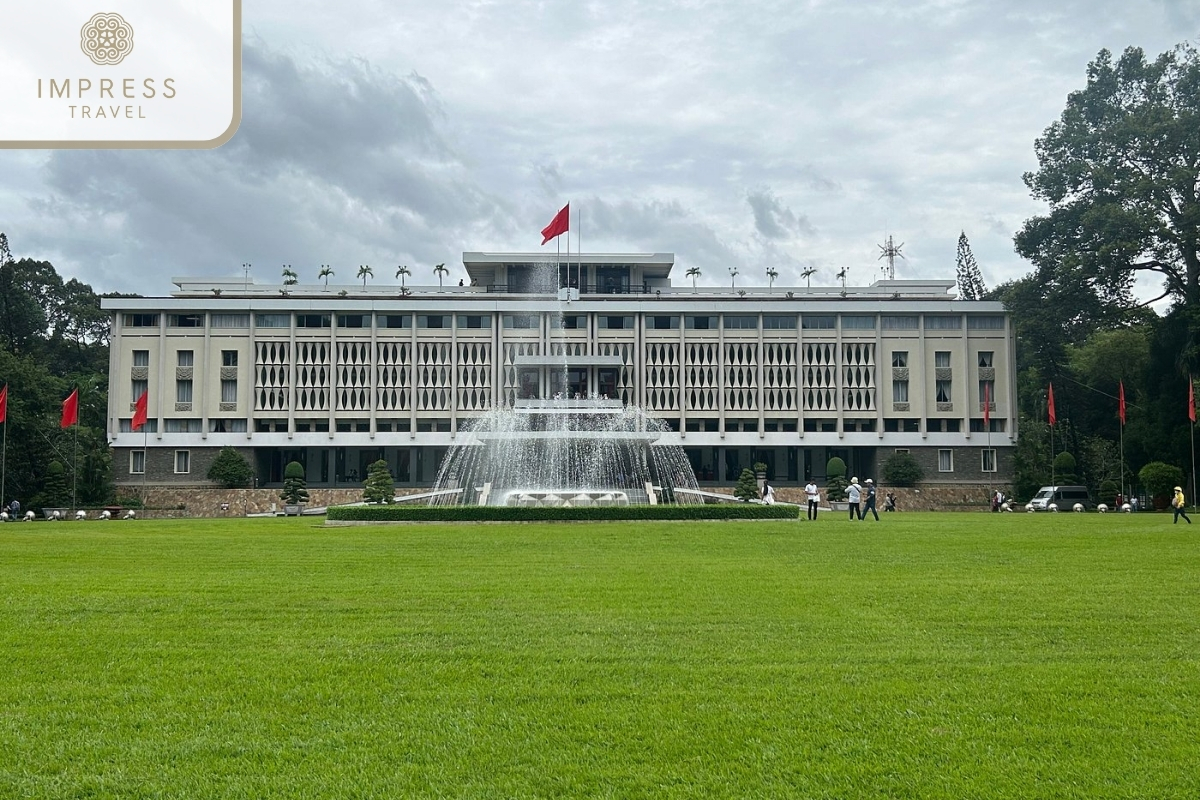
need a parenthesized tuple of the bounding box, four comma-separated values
(206, 447, 254, 488)
(882, 452, 924, 487)
(1053, 452, 1078, 485)
(825, 457, 848, 502)
(326, 504, 797, 523)
(280, 461, 310, 505)
(1098, 479, 1119, 503)
(363, 459, 395, 504)
(42, 460, 70, 508)
(734, 468, 760, 502)
(1138, 462, 1184, 507)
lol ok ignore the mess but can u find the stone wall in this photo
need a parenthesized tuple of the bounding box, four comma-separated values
(112, 487, 431, 518)
(774, 483, 1009, 512)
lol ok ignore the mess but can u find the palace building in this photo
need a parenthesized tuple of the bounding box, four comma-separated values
(102, 252, 1015, 492)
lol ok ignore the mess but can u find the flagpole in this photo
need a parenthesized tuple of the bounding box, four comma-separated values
(142, 424, 148, 504)
(2, 416, 6, 511)
(72, 423, 78, 512)
(1191, 375, 1197, 513)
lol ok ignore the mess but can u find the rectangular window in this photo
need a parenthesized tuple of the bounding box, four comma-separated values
(935, 351, 951, 369)
(255, 313, 290, 328)
(127, 450, 146, 475)
(723, 315, 758, 330)
(133, 350, 149, 367)
(418, 315, 448, 329)
(646, 315, 679, 330)
(211, 314, 250, 328)
(841, 315, 875, 330)
(685, 316, 717, 330)
(168, 313, 204, 328)
(925, 315, 962, 330)
(221, 379, 237, 403)
(982, 449, 997, 473)
(164, 418, 201, 433)
(177, 350, 194, 367)
(551, 315, 586, 330)
(938, 450, 953, 472)
(119, 419, 157, 433)
(504, 314, 538, 329)
(174, 450, 190, 474)
(222, 350, 238, 367)
(208, 418, 247, 433)
(893, 380, 909, 403)
(131, 378, 148, 402)
(801, 315, 835, 330)
(881, 315, 918, 330)
(337, 314, 371, 328)
(891, 351, 908, 368)
(456, 314, 491, 329)
(979, 379, 995, 404)
(762, 315, 797, 329)
(936, 380, 952, 403)
(967, 315, 1005, 330)
(380, 314, 411, 329)
(599, 316, 632, 330)
(296, 314, 331, 328)
(978, 351, 994, 368)
(123, 313, 159, 327)
(176, 380, 193, 403)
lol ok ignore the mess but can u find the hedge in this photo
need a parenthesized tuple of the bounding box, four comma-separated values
(326, 503, 798, 523)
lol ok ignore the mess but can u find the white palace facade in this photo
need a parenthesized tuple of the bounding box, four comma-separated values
(102, 252, 1016, 491)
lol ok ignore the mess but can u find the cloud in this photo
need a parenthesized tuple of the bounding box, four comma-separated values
(746, 188, 815, 240)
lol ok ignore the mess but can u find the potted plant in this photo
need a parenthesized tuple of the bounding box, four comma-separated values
(825, 456, 849, 511)
(280, 460, 309, 515)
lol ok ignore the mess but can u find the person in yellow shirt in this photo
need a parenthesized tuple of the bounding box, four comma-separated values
(1172, 486, 1191, 524)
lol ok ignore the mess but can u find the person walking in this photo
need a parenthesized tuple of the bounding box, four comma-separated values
(861, 478, 880, 521)
(1172, 486, 1191, 524)
(761, 480, 776, 505)
(804, 479, 820, 520)
(846, 477, 862, 521)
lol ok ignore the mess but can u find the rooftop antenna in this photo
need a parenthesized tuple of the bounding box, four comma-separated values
(877, 235, 904, 280)
(836, 266, 848, 289)
(242, 262, 252, 290)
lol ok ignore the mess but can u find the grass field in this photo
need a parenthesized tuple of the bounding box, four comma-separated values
(1, 512, 1198, 798)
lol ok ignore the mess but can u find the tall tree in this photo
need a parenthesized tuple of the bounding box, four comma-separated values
(1015, 44, 1200, 315)
(955, 232, 986, 300)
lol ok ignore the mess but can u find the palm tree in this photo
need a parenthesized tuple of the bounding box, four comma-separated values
(318, 264, 334, 289)
(357, 264, 373, 288)
(281, 265, 298, 286)
(729, 267, 739, 290)
(686, 266, 701, 293)
(766, 267, 778, 293)
(801, 267, 816, 288)
(433, 262, 448, 287)
(395, 264, 410, 289)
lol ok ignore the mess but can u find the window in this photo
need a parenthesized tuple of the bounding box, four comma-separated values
(118, 418, 157, 432)
(222, 350, 238, 367)
(337, 314, 370, 328)
(164, 418, 201, 433)
(176, 380, 193, 403)
(801, 315, 835, 330)
(131, 378, 148, 402)
(255, 313, 290, 328)
(123, 313, 159, 327)
(133, 350, 149, 367)
(599, 316, 632, 330)
(893, 380, 909, 403)
(936, 380, 951, 403)
(841, 315, 875, 330)
(891, 351, 908, 368)
(982, 449, 997, 473)
(296, 314, 331, 328)
(979, 379, 995, 404)
(925, 316, 962, 330)
(882, 315, 918, 330)
(211, 314, 249, 328)
(504, 314, 538, 329)
(978, 351, 993, 368)
(221, 379, 237, 403)
(723, 315, 758, 330)
(763, 315, 797, 330)
(174, 450, 190, 474)
(686, 316, 717, 330)
(457, 314, 491, 329)
(551, 315, 586, 330)
(967, 315, 1005, 330)
(418, 315, 448, 329)
(935, 351, 951, 368)
(168, 313, 204, 328)
(646, 315, 679, 330)
(130, 450, 146, 474)
(209, 418, 247, 433)
(177, 350, 194, 367)
(380, 314, 411, 329)
(938, 450, 953, 472)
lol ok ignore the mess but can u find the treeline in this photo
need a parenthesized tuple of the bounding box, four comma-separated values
(0, 233, 115, 509)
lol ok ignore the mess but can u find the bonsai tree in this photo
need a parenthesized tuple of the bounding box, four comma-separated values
(734, 468, 760, 502)
(42, 460, 70, 508)
(280, 461, 309, 506)
(1138, 461, 1185, 509)
(363, 459, 396, 504)
(1098, 478, 1119, 504)
(882, 452, 924, 487)
(1053, 451, 1078, 485)
(207, 446, 254, 488)
(825, 456, 849, 502)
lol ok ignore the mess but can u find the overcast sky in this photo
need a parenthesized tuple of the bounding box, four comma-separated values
(1, 0, 1196, 297)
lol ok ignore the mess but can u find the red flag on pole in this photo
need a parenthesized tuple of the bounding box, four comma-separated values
(540, 203, 570, 245)
(983, 381, 990, 427)
(61, 388, 78, 428)
(1118, 381, 1126, 426)
(0, 384, 7, 424)
(1190, 376, 1196, 423)
(1047, 383, 1056, 427)
(132, 391, 148, 431)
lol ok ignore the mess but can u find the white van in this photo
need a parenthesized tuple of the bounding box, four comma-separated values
(1028, 485, 1093, 511)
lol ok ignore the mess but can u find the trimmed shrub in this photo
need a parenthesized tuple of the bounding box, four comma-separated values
(882, 452, 924, 487)
(734, 468, 760, 502)
(825, 456, 849, 502)
(207, 447, 254, 488)
(42, 461, 70, 508)
(326, 504, 796, 523)
(280, 461, 310, 505)
(1053, 452, 1078, 485)
(363, 459, 395, 504)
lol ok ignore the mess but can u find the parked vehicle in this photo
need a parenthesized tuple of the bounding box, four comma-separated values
(1028, 485, 1093, 511)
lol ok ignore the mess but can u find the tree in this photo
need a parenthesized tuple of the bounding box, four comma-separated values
(1053, 451, 1079, 485)
(686, 266, 700, 292)
(362, 459, 395, 504)
(882, 452, 924, 487)
(825, 456, 848, 501)
(280, 461, 309, 505)
(1015, 44, 1200, 315)
(41, 460, 70, 508)
(207, 447, 254, 488)
(357, 264, 373, 288)
(766, 268, 778, 293)
(318, 265, 334, 288)
(281, 265, 298, 286)
(1138, 461, 1185, 507)
(433, 263, 448, 287)
(734, 468, 759, 502)
(396, 265, 410, 289)
(955, 232, 986, 300)
(801, 267, 816, 288)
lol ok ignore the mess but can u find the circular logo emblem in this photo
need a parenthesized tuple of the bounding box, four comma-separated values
(80, 13, 134, 65)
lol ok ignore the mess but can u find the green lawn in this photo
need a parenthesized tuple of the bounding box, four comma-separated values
(1, 513, 1198, 798)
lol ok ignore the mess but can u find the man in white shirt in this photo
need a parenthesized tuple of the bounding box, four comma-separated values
(804, 480, 820, 520)
(846, 477, 862, 520)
